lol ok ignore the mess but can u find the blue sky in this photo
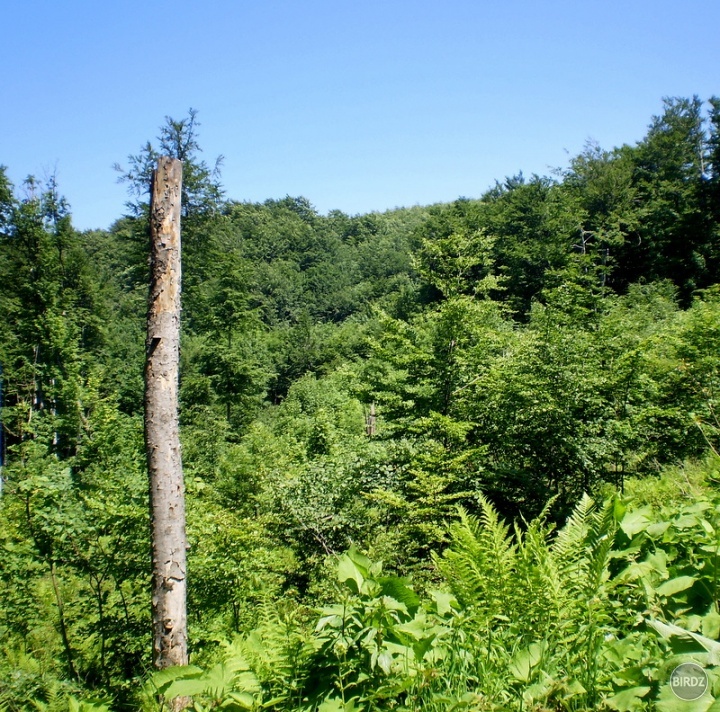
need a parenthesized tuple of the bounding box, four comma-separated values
(2, 0, 718, 230)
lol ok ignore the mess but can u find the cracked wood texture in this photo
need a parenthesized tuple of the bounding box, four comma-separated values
(145, 157, 188, 673)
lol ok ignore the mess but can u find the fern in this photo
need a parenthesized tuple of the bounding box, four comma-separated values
(435, 498, 517, 621)
(434, 493, 621, 709)
(514, 517, 565, 635)
(552, 493, 596, 578)
(550, 496, 618, 706)
(0, 644, 86, 712)
(235, 597, 313, 707)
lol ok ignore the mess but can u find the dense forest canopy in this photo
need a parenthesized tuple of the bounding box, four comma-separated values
(2, 96, 720, 710)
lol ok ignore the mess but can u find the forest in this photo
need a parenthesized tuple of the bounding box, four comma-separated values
(2, 95, 720, 711)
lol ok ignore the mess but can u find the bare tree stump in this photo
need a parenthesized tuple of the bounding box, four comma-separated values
(145, 157, 188, 679)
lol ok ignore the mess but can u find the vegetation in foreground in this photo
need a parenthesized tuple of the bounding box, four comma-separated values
(141, 457, 720, 712)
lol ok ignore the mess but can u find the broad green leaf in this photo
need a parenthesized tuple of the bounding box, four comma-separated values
(347, 545, 373, 577)
(647, 521, 671, 538)
(318, 696, 361, 712)
(380, 594, 408, 612)
(703, 610, 720, 639)
(562, 680, 587, 699)
(620, 508, 653, 538)
(377, 650, 393, 674)
(222, 691, 256, 709)
(413, 634, 436, 661)
(700, 518, 715, 535)
(395, 615, 434, 640)
(612, 665, 651, 684)
(606, 686, 651, 711)
(337, 553, 364, 593)
(316, 614, 342, 631)
(151, 664, 205, 694)
(509, 642, 545, 683)
(523, 677, 555, 704)
(675, 515, 702, 530)
(656, 682, 713, 711)
(67, 699, 112, 712)
(616, 560, 654, 583)
(384, 640, 414, 657)
(656, 576, 697, 597)
(378, 575, 420, 613)
(161, 676, 209, 698)
(648, 619, 720, 664)
(647, 550, 669, 575)
(614, 497, 627, 523)
(430, 589, 457, 616)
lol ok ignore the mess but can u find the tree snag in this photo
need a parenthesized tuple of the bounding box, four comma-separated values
(145, 157, 188, 672)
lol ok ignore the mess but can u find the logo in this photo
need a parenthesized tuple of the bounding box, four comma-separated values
(670, 662, 708, 701)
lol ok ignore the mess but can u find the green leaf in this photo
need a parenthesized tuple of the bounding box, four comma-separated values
(675, 515, 702, 530)
(606, 686, 652, 711)
(647, 550, 669, 575)
(620, 508, 653, 538)
(380, 595, 408, 613)
(66, 700, 113, 712)
(337, 553, 365, 594)
(161, 676, 209, 698)
(413, 634, 436, 661)
(222, 692, 256, 709)
(656, 576, 697, 597)
(656, 682, 713, 712)
(378, 575, 420, 613)
(347, 545, 373, 577)
(509, 642, 546, 683)
(702, 610, 720, 639)
(647, 521, 671, 538)
(377, 650, 393, 674)
(318, 697, 361, 712)
(430, 589, 457, 616)
(151, 664, 205, 694)
(614, 497, 628, 523)
(395, 615, 435, 643)
(616, 560, 655, 583)
(648, 619, 720, 664)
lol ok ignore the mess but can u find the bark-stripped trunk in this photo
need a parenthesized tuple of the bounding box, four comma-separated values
(145, 157, 188, 671)
(365, 402, 376, 437)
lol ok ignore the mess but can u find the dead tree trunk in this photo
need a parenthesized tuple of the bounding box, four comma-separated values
(365, 402, 377, 437)
(145, 157, 188, 671)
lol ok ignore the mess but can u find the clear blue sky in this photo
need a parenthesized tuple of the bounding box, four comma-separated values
(2, 0, 718, 231)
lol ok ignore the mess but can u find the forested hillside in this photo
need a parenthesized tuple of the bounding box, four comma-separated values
(2, 96, 720, 711)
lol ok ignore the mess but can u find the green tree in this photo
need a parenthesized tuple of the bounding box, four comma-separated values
(616, 96, 713, 298)
(0, 174, 102, 454)
(115, 108, 223, 222)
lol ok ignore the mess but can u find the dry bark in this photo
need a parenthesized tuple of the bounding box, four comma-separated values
(145, 157, 188, 673)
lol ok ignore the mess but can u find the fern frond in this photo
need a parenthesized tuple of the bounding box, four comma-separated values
(436, 501, 517, 620)
(546, 495, 617, 706)
(583, 499, 618, 597)
(552, 493, 595, 571)
(234, 596, 313, 704)
(514, 518, 567, 635)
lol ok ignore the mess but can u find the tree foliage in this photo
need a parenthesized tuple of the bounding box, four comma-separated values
(3, 97, 720, 709)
